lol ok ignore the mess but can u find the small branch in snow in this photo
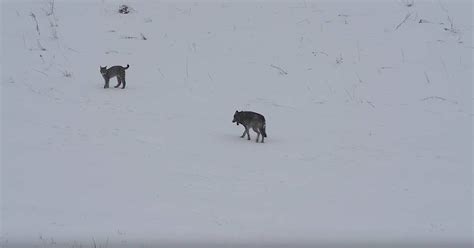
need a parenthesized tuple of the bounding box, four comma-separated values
(33, 69, 48, 77)
(312, 51, 328, 56)
(296, 18, 310, 25)
(356, 41, 361, 62)
(356, 73, 363, 83)
(140, 33, 147, 40)
(395, 13, 411, 31)
(270, 64, 288, 75)
(447, 15, 454, 31)
(439, 1, 448, 13)
(421, 96, 458, 104)
(22, 35, 27, 49)
(49, 20, 58, 39)
(366, 101, 376, 108)
(30, 12, 40, 36)
(121, 35, 138, 39)
(424, 71, 431, 84)
(36, 39, 46, 51)
(377, 66, 393, 74)
(67, 47, 79, 53)
(344, 89, 354, 101)
(422, 96, 446, 101)
(440, 57, 449, 77)
(185, 57, 189, 79)
(157, 68, 165, 78)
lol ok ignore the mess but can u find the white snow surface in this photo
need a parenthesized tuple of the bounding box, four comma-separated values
(1, 0, 472, 247)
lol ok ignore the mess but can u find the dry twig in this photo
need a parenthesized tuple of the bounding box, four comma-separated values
(395, 13, 412, 30)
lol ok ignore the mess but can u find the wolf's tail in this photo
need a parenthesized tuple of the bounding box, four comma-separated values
(124, 64, 130, 70)
(261, 123, 267, 137)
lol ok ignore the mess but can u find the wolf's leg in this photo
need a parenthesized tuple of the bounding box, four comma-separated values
(258, 127, 265, 143)
(115, 77, 121, 88)
(104, 78, 109, 88)
(241, 129, 246, 138)
(253, 127, 260, 142)
(256, 132, 260, 143)
(246, 128, 251, 140)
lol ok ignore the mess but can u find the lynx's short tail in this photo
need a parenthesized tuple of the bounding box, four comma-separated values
(261, 123, 267, 138)
(124, 64, 130, 70)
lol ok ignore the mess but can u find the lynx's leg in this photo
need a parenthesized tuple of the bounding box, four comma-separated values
(121, 77, 126, 89)
(114, 77, 121, 88)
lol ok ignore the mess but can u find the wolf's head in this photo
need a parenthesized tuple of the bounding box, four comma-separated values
(100, 66, 107, 77)
(232, 110, 240, 125)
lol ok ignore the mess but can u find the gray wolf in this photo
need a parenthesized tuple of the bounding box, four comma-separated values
(232, 110, 267, 143)
(100, 64, 129, 89)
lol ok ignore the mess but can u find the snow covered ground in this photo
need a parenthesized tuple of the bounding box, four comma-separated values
(1, 0, 472, 247)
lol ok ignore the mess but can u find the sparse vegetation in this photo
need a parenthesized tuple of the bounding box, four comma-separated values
(118, 4, 131, 14)
(403, 0, 414, 7)
(3, 1, 471, 246)
(62, 70, 72, 78)
(335, 54, 343, 64)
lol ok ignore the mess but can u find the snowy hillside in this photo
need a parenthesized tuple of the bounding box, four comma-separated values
(1, 0, 472, 247)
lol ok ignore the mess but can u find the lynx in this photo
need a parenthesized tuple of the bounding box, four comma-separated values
(100, 64, 129, 89)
